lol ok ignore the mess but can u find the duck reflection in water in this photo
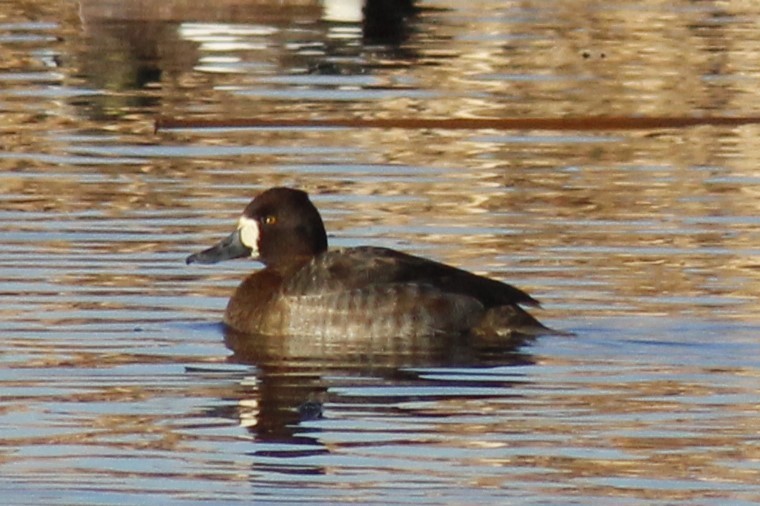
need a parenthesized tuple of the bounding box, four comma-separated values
(214, 324, 537, 469)
(187, 187, 567, 466)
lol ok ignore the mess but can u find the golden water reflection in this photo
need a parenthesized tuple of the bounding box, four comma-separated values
(1, 0, 760, 503)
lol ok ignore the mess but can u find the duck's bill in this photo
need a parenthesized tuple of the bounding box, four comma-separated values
(186, 230, 251, 265)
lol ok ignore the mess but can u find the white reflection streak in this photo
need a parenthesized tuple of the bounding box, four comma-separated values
(322, 0, 364, 23)
(178, 22, 276, 52)
(238, 375, 260, 429)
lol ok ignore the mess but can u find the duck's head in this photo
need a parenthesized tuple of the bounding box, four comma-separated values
(186, 187, 328, 267)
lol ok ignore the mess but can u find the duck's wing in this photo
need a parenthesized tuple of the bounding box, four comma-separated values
(273, 282, 485, 339)
(282, 246, 540, 308)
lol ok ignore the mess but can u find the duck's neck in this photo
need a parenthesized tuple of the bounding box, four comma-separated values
(263, 254, 316, 276)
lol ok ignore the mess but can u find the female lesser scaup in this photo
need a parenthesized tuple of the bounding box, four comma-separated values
(187, 187, 564, 339)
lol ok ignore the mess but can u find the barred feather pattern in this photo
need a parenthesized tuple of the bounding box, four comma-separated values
(265, 283, 484, 339)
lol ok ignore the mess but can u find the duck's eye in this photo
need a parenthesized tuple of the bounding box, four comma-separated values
(263, 215, 277, 225)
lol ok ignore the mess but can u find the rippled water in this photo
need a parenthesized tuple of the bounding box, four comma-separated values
(2, 0, 760, 504)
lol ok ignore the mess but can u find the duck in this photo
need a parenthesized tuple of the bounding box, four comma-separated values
(186, 187, 564, 340)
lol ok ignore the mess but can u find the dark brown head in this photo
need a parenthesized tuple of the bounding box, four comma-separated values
(186, 187, 328, 267)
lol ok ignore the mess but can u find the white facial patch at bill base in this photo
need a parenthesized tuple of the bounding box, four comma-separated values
(237, 216, 260, 257)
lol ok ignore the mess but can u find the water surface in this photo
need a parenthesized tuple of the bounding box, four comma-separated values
(2, 0, 760, 504)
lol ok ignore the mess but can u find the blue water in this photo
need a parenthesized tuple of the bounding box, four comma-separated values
(1, 0, 760, 504)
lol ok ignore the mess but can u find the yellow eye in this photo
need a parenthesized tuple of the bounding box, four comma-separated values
(263, 215, 277, 225)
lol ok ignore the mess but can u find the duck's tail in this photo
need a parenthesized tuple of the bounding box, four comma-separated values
(472, 305, 574, 340)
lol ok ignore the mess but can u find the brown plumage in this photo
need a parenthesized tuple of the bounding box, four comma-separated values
(187, 187, 565, 340)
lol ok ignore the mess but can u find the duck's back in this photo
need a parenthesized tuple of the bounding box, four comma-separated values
(281, 246, 539, 307)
